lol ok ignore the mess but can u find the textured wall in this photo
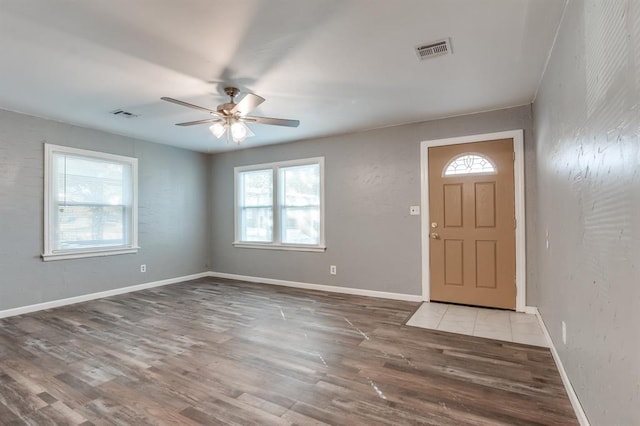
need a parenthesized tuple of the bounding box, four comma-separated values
(210, 105, 535, 297)
(533, 0, 640, 423)
(0, 109, 210, 311)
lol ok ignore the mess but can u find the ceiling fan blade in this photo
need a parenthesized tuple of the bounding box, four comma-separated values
(161, 97, 221, 116)
(242, 116, 300, 128)
(231, 93, 265, 116)
(175, 118, 223, 126)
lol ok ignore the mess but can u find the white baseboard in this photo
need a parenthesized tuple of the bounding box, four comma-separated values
(535, 310, 590, 426)
(524, 306, 539, 315)
(208, 271, 424, 302)
(0, 272, 210, 319)
(0, 271, 421, 319)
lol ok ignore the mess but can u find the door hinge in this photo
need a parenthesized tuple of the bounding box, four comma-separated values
(513, 152, 516, 162)
(514, 218, 517, 229)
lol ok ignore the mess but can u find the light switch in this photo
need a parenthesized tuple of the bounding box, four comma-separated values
(409, 205, 420, 215)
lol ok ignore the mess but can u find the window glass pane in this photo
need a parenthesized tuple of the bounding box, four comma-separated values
(55, 155, 127, 204)
(241, 169, 272, 207)
(281, 206, 319, 245)
(51, 152, 132, 252)
(282, 164, 320, 206)
(281, 164, 320, 244)
(57, 205, 125, 249)
(240, 207, 273, 242)
(239, 170, 273, 242)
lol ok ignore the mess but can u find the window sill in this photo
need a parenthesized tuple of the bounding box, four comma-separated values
(232, 242, 326, 253)
(42, 247, 140, 262)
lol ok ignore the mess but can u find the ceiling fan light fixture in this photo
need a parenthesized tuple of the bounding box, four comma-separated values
(230, 121, 248, 143)
(163, 87, 299, 146)
(209, 122, 227, 138)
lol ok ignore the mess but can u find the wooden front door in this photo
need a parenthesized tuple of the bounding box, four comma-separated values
(428, 138, 516, 309)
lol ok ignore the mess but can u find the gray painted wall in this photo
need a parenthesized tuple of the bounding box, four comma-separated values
(0, 109, 210, 311)
(210, 105, 535, 298)
(533, 0, 640, 424)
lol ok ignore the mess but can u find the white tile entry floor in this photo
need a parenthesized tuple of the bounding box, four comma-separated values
(406, 302, 548, 347)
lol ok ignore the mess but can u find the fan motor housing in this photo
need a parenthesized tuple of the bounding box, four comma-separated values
(218, 102, 236, 115)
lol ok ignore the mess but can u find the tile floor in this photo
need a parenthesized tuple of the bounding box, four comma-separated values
(406, 302, 548, 347)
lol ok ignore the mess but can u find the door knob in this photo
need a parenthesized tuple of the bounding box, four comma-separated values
(430, 232, 439, 239)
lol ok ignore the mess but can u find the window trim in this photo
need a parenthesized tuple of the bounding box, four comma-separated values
(42, 144, 139, 261)
(233, 157, 326, 252)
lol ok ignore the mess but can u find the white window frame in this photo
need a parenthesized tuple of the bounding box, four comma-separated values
(233, 157, 326, 252)
(42, 144, 139, 261)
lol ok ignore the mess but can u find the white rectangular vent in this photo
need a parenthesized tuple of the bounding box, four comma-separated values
(111, 109, 138, 118)
(415, 38, 452, 61)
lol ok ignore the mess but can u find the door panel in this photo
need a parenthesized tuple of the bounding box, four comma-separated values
(443, 184, 463, 227)
(474, 182, 496, 228)
(444, 239, 464, 285)
(475, 240, 497, 288)
(428, 138, 516, 309)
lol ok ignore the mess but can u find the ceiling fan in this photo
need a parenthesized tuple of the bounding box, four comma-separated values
(161, 87, 300, 144)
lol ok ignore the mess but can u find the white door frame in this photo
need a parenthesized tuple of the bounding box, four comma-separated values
(419, 129, 527, 312)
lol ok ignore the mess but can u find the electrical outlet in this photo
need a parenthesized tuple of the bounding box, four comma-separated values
(330, 265, 337, 275)
(140, 264, 146, 273)
(562, 321, 567, 344)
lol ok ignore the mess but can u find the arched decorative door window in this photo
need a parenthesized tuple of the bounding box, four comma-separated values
(443, 153, 496, 176)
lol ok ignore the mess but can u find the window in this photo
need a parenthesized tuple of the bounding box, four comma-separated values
(443, 153, 496, 176)
(43, 144, 138, 261)
(234, 157, 325, 251)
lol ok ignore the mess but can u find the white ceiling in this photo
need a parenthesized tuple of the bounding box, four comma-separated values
(0, 0, 565, 153)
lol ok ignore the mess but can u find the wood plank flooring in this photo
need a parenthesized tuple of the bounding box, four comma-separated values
(0, 278, 577, 425)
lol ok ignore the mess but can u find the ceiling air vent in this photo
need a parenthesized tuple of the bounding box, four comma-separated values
(415, 38, 452, 61)
(111, 109, 139, 118)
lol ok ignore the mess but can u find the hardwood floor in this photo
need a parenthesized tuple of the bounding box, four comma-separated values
(0, 278, 577, 425)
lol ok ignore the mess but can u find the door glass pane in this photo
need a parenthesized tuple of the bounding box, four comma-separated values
(443, 154, 496, 176)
